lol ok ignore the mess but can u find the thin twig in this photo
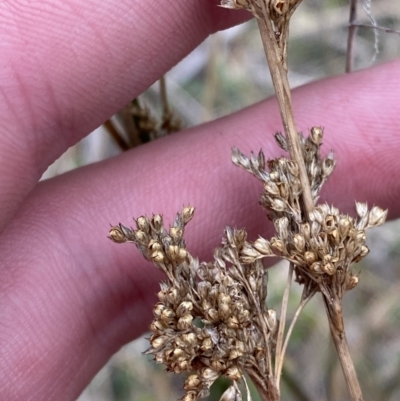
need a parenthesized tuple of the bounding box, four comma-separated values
(351, 23, 400, 35)
(103, 120, 129, 151)
(323, 297, 364, 401)
(159, 75, 170, 117)
(274, 263, 294, 380)
(256, 18, 314, 218)
(276, 288, 315, 386)
(346, 0, 358, 73)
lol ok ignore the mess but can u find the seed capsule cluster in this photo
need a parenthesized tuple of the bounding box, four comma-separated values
(109, 127, 386, 401)
(110, 210, 277, 400)
(233, 128, 386, 299)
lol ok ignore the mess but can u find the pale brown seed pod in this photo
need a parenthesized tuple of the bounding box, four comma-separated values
(338, 217, 351, 238)
(108, 226, 127, 243)
(148, 239, 163, 252)
(368, 206, 387, 227)
(322, 263, 335, 275)
(293, 234, 305, 252)
(271, 237, 286, 254)
(347, 275, 359, 290)
(177, 314, 194, 330)
(136, 216, 150, 232)
(151, 251, 164, 263)
(182, 206, 195, 224)
(161, 307, 176, 322)
(201, 337, 213, 352)
(253, 237, 272, 255)
(310, 126, 323, 145)
(211, 359, 226, 371)
(184, 375, 201, 390)
(151, 335, 169, 349)
(201, 368, 220, 382)
(176, 301, 193, 318)
(225, 366, 242, 381)
(264, 181, 280, 196)
(134, 230, 148, 244)
(151, 214, 163, 232)
(304, 251, 317, 265)
(226, 316, 240, 329)
(311, 262, 323, 274)
(182, 391, 197, 401)
(169, 227, 183, 242)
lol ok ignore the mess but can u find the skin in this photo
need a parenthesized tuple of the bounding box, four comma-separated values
(1, 0, 400, 400)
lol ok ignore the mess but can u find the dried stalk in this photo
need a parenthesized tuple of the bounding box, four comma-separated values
(274, 264, 293, 380)
(256, 15, 314, 218)
(324, 298, 364, 401)
(346, 0, 358, 73)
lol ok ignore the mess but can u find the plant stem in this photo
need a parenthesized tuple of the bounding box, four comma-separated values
(324, 298, 364, 401)
(256, 18, 314, 218)
(276, 288, 315, 386)
(274, 263, 293, 381)
(346, 0, 358, 73)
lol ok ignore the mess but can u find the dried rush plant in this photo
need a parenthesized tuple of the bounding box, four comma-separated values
(109, 1, 387, 401)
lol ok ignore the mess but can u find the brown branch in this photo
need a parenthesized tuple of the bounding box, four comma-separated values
(346, 0, 358, 73)
(323, 297, 364, 401)
(256, 17, 314, 218)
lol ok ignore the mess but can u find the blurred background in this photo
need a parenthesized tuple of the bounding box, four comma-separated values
(42, 1, 400, 400)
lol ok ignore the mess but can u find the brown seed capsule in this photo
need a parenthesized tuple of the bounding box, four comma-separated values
(182, 392, 197, 401)
(226, 316, 240, 329)
(264, 181, 280, 196)
(161, 307, 176, 321)
(176, 301, 193, 318)
(182, 333, 197, 346)
(169, 227, 183, 242)
(271, 238, 286, 254)
(201, 368, 219, 382)
(310, 126, 323, 145)
(211, 359, 226, 371)
(153, 303, 165, 317)
(311, 262, 323, 274)
(225, 366, 242, 381)
(253, 237, 271, 255)
(148, 239, 162, 252)
(201, 337, 213, 352)
(151, 251, 164, 263)
(304, 251, 317, 265)
(347, 275, 359, 290)
(293, 234, 305, 252)
(182, 206, 195, 224)
(177, 314, 193, 330)
(228, 348, 244, 360)
(368, 206, 387, 227)
(184, 374, 201, 390)
(269, 171, 279, 182)
(108, 226, 127, 243)
(151, 335, 168, 349)
(322, 263, 335, 275)
(134, 230, 148, 244)
(151, 214, 163, 232)
(136, 216, 150, 232)
(206, 308, 219, 323)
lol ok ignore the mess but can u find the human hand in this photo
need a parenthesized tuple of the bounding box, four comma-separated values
(1, 1, 400, 400)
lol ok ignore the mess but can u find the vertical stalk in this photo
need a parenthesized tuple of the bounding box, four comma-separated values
(256, 18, 314, 218)
(324, 298, 364, 401)
(346, 0, 358, 73)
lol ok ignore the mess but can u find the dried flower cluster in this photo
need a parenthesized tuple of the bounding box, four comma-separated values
(110, 206, 279, 400)
(233, 128, 387, 304)
(109, 127, 386, 401)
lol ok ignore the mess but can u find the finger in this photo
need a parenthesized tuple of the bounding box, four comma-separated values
(1, 59, 400, 400)
(0, 0, 248, 232)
